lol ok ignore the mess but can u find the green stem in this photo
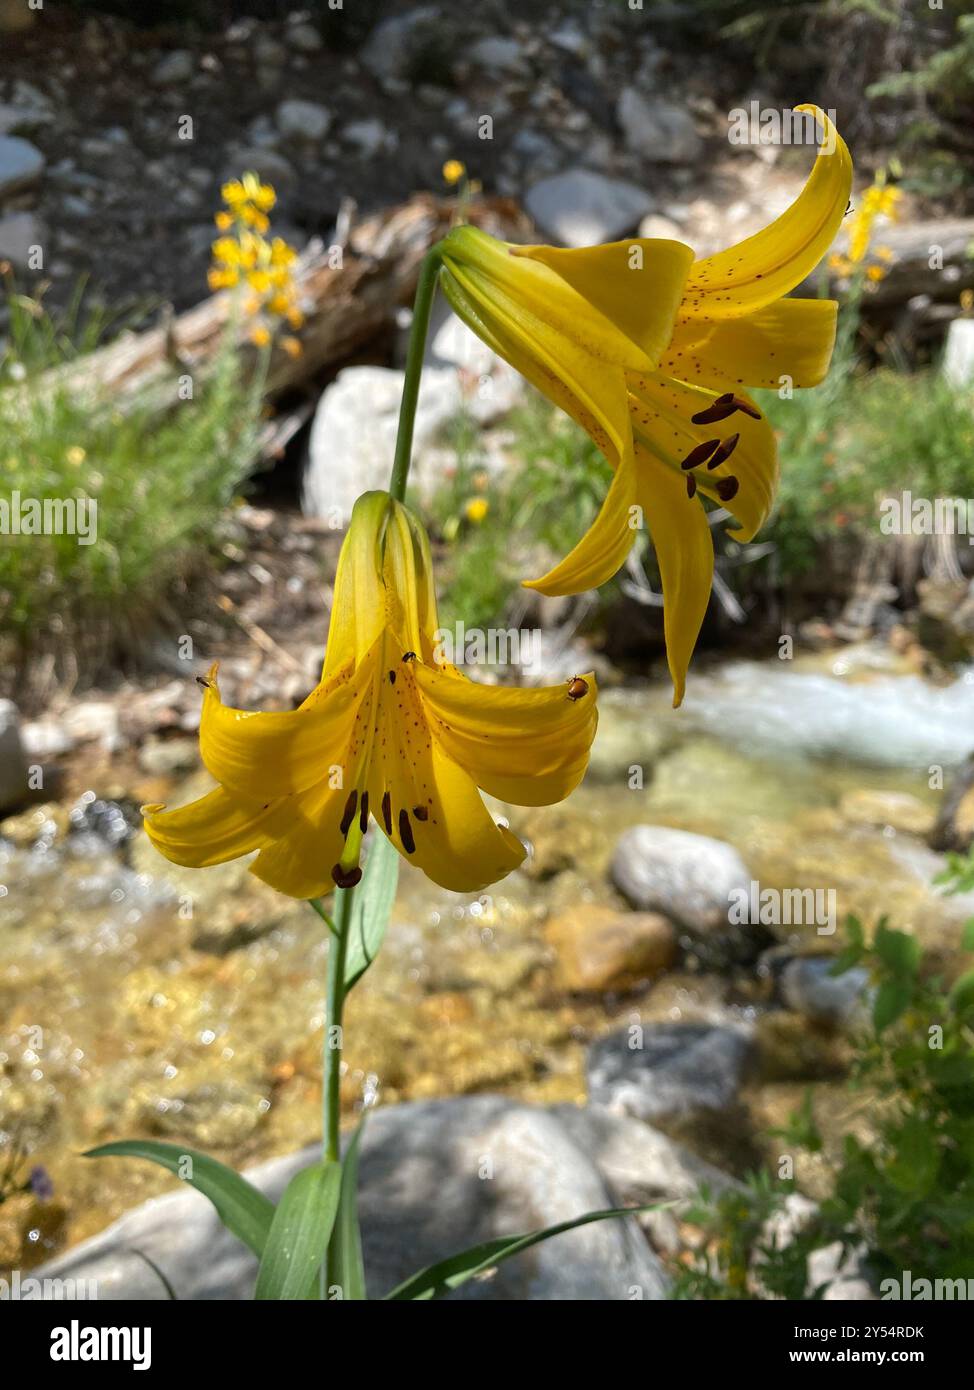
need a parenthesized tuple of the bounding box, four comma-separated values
(323, 884, 355, 1164)
(388, 247, 442, 503)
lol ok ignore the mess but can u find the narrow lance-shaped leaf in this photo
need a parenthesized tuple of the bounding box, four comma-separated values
(344, 832, 399, 990)
(85, 1140, 274, 1258)
(255, 1160, 342, 1301)
(384, 1203, 670, 1301)
(328, 1117, 368, 1301)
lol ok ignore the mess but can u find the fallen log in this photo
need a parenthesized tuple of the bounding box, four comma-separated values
(41, 195, 533, 412)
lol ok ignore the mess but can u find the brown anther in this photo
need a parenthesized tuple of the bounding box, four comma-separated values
(331, 863, 363, 889)
(690, 392, 737, 425)
(195, 676, 211, 689)
(339, 790, 358, 836)
(359, 791, 369, 833)
(686, 473, 697, 499)
(381, 791, 393, 835)
(707, 433, 740, 469)
(680, 438, 720, 471)
(690, 392, 761, 425)
(412, 805, 429, 822)
(730, 395, 761, 420)
(402, 651, 416, 663)
(388, 670, 396, 685)
(715, 475, 740, 501)
(398, 808, 416, 854)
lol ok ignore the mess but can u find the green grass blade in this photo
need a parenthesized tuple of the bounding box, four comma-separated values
(384, 1203, 667, 1300)
(255, 1160, 341, 1301)
(329, 1119, 367, 1300)
(84, 1140, 274, 1258)
(344, 834, 399, 990)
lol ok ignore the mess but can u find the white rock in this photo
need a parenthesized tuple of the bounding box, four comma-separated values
(343, 118, 389, 158)
(467, 36, 528, 76)
(60, 700, 121, 750)
(617, 89, 702, 164)
(0, 135, 44, 198)
(302, 365, 462, 524)
(525, 168, 653, 247)
(275, 99, 332, 144)
(360, 7, 441, 82)
(286, 21, 322, 53)
(611, 824, 751, 935)
(638, 212, 686, 241)
(152, 50, 194, 86)
(943, 318, 974, 389)
(0, 211, 44, 270)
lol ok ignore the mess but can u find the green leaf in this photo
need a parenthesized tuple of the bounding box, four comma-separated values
(873, 977, 912, 1034)
(329, 1119, 367, 1301)
(344, 833, 399, 990)
(873, 923, 920, 979)
(85, 1140, 273, 1258)
(962, 919, 974, 952)
(949, 966, 974, 1016)
(384, 1203, 666, 1301)
(255, 1160, 341, 1301)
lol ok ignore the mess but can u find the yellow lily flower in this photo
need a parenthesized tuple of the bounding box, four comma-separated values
(438, 105, 851, 704)
(143, 493, 598, 897)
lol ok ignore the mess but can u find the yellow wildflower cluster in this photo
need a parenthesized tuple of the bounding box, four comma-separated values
(209, 173, 304, 354)
(829, 177, 901, 283)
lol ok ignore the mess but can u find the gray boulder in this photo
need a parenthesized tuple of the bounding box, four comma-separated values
(0, 135, 44, 199)
(525, 169, 653, 248)
(611, 824, 750, 935)
(779, 956, 871, 1028)
(587, 1022, 754, 1125)
(35, 1097, 679, 1300)
(616, 90, 702, 164)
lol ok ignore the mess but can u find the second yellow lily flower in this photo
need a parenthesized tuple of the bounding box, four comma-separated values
(438, 105, 852, 704)
(144, 493, 598, 896)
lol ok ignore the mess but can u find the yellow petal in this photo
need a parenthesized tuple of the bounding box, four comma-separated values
(633, 442, 715, 707)
(682, 105, 852, 317)
(627, 372, 778, 542)
(441, 225, 682, 371)
(248, 779, 350, 899)
(322, 491, 390, 677)
(666, 298, 839, 391)
(511, 238, 694, 368)
(371, 734, 526, 893)
(440, 261, 632, 469)
(143, 787, 293, 868)
(199, 658, 369, 799)
(414, 665, 599, 805)
(522, 443, 639, 595)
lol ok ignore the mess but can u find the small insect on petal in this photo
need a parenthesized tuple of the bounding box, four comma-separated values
(706, 433, 740, 470)
(566, 675, 589, 701)
(196, 676, 211, 689)
(401, 651, 416, 663)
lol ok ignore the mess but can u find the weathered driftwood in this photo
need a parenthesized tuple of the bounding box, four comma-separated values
(43, 195, 533, 411)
